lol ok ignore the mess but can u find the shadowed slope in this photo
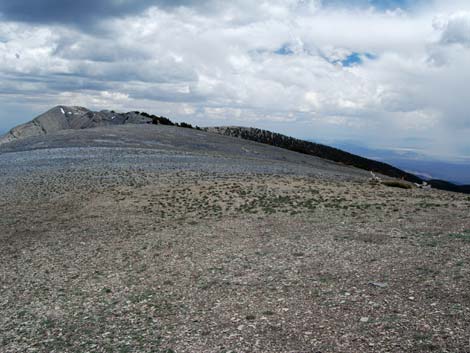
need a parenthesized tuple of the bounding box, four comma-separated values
(205, 126, 470, 194)
(205, 126, 421, 183)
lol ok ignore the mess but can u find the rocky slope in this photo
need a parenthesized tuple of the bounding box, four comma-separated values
(205, 126, 421, 183)
(1, 108, 470, 353)
(0, 106, 157, 145)
(2, 107, 469, 194)
(205, 126, 470, 194)
(1, 123, 469, 352)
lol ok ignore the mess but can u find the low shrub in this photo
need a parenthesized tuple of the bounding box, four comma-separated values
(449, 231, 470, 242)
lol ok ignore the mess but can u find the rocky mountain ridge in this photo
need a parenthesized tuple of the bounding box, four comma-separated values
(2, 107, 469, 194)
(205, 126, 470, 194)
(204, 126, 422, 183)
(0, 106, 181, 145)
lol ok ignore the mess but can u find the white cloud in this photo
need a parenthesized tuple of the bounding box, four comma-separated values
(0, 0, 470, 157)
(434, 11, 470, 46)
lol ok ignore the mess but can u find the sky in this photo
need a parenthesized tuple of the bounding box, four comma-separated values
(1, 0, 470, 161)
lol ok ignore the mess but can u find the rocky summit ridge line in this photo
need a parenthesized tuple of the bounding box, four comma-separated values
(0, 106, 161, 145)
(1, 106, 469, 194)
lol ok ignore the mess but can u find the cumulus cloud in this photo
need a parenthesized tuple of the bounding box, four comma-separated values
(434, 11, 470, 47)
(0, 0, 469, 157)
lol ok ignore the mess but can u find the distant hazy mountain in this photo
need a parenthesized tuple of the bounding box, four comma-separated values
(330, 142, 470, 185)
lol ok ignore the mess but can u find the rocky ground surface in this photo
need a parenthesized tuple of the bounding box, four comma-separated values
(1, 125, 470, 353)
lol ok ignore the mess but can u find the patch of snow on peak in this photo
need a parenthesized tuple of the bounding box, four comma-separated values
(60, 108, 65, 115)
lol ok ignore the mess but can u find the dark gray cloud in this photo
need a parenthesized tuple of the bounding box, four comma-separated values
(0, 0, 422, 28)
(0, 72, 112, 94)
(0, 0, 199, 26)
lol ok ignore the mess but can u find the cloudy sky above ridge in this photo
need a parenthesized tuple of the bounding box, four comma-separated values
(1, 0, 470, 159)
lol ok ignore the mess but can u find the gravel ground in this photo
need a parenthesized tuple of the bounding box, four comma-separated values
(1, 126, 470, 353)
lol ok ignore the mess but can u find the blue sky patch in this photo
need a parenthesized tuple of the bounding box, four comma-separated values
(274, 44, 295, 56)
(341, 53, 362, 67)
(338, 52, 377, 67)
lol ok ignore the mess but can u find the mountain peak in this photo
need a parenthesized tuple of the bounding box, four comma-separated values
(0, 106, 153, 145)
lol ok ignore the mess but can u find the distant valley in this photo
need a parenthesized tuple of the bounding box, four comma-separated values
(329, 142, 470, 185)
